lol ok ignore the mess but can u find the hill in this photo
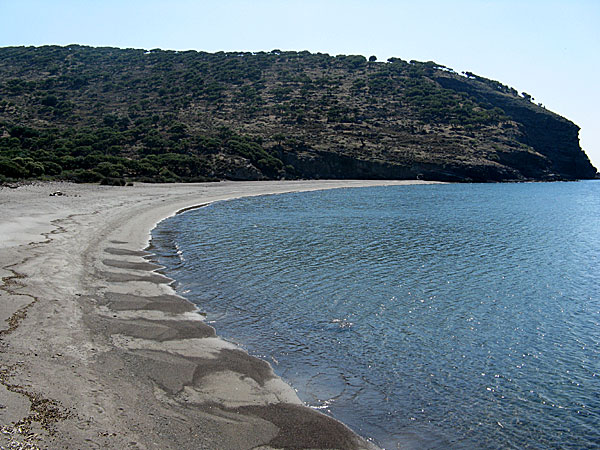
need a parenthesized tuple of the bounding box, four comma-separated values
(0, 45, 596, 183)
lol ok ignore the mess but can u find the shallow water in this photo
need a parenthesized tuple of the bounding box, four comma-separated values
(152, 181, 600, 449)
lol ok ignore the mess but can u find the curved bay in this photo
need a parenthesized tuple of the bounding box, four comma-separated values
(152, 182, 600, 450)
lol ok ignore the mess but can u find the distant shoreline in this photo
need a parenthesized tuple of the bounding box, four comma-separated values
(0, 180, 440, 449)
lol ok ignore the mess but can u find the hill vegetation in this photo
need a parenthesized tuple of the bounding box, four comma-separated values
(0, 45, 596, 183)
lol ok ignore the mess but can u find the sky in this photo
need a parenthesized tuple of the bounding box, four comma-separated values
(1, 0, 598, 169)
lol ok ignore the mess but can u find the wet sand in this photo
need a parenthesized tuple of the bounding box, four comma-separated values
(0, 180, 438, 449)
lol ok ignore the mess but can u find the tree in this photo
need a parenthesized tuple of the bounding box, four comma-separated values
(272, 133, 286, 146)
(521, 92, 533, 102)
(41, 94, 59, 107)
(368, 55, 377, 62)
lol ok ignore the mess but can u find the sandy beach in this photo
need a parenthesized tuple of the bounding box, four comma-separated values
(0, 180, 436, 450)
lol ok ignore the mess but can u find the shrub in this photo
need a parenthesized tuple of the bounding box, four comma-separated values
(41, 95, 59, 107)
(65, 169, 103, 183)
(0, 158, 27, 178)
(100, 177, 126, 186)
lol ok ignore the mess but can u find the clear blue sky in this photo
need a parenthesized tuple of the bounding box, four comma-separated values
(1, 0, 598, 169)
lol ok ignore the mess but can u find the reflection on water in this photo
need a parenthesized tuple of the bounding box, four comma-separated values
(152, 181, 600, 450)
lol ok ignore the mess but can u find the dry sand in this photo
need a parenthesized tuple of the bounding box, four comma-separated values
(0, 180, 437, 449)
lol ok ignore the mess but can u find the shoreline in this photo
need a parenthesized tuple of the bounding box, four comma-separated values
(0, 180, 440, 449)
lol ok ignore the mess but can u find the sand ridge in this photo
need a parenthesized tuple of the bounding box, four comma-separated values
(0, 180, 439, 449)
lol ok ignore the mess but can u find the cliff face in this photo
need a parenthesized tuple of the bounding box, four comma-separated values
(0, 45, 595, 183)
(280, 150, 523, 182)
(433, 73, 596, 179)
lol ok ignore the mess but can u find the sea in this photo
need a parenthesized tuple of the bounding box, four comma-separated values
(151, 181, 600, 450)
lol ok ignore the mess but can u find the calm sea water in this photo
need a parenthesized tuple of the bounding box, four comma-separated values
(151, 182, 600, 449)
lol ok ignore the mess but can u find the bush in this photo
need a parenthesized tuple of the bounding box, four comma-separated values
(0, 158, 27, 178)
(24, 160, 45, 176)
(100, 177, 126, 186)
(65, 169, 103, 183)
(95, 161, 127, 177)
(41, 95, 59, 107)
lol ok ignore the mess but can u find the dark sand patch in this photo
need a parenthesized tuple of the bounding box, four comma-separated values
(104, 247, 149, 257)
(124, 349, 197, 395)
(236, 403, 361, 450)
(109, 240, 128, 244)
(119, 347, 275, 398)
(100, 271, 171, 284)
(103, 317, 216, 341)
(192, 349, 274, 387)
(102, 292, 197, 314)
(102, 259, 160, 271)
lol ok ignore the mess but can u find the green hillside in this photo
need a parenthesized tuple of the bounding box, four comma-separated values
(0, 45, 596, 183)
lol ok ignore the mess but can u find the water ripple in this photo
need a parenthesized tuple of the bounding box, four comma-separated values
(152, 181, 600, 450)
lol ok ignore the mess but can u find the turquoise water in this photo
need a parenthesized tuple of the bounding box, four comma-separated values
(151, 182, 600, 449)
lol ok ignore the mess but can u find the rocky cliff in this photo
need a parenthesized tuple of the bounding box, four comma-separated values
(433, 73, 596, 180)
(0, 45, 595, 183)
